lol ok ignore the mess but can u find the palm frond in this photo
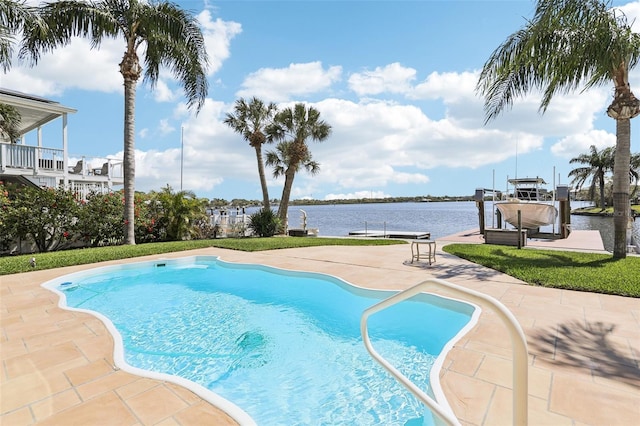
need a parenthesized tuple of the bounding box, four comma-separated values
(477, 0, 640, 123)
(1, 0, 39, 70)
(0, 102, 21, 142)
(141, 1, 208, 111)
(19, 0, 120, 64)
(224, 97, 277, 146)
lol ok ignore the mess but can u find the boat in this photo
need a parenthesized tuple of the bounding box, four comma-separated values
(495, 177, 558, 230)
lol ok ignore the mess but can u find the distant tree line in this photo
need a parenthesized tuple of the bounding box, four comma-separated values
(290, 196, 476, 205)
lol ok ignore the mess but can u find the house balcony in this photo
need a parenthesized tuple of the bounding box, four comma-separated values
(1, 142, 123, 198)
(1, 88, 125, 200)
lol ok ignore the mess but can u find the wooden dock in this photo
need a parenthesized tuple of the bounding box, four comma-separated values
(348, 230, 430, 239)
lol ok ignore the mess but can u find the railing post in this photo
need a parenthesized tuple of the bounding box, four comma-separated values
(34, 146, 40, 174)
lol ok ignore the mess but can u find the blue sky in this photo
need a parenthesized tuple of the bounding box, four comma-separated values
(4, 0, 640, 201)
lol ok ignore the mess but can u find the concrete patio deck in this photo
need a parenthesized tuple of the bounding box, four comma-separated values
(1, 232, 638, 425)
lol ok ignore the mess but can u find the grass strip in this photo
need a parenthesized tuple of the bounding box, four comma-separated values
(0, 237, 404, 275)
(443, 243, 640, 297)
(573, 205, 640, 215)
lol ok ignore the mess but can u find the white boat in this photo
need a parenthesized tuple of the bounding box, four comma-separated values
(496, 178, 558, 230)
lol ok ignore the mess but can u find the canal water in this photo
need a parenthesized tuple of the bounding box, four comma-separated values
(271, 201, 639, 253)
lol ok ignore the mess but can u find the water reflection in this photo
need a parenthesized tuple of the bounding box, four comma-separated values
(570, 213, 639, 252)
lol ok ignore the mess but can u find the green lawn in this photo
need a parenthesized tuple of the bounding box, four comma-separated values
(0, 237, 404, 275)
(443, 243, 640, 297)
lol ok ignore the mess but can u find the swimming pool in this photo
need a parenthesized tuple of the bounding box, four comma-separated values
(44, 256, 479, 425)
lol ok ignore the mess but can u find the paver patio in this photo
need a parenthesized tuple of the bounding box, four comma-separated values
(1, 234, 638, 425)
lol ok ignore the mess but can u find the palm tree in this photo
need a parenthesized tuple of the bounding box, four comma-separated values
(476, 0, 640, 258)
(568, 145, 614, 209)
(155, 185, 204, 241)
(20, 0, 208, 245)
(266, 140, 320, 228)
(266, 103, 331, 227)
(1, 0, 37, 71)
(0, 102, 21, 142)
(223, 97, 278, 210)
(609, 149, 640, 201)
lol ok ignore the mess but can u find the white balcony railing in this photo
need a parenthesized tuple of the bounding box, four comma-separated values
(1, 142, 123, 199)
(1, 143, 66, 172)
(1, 142, 122, 181)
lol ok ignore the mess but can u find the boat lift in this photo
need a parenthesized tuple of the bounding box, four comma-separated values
(473, 188, 502, 233)
(474, 185, 572, 246)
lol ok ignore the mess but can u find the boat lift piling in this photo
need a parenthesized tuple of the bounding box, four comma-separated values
(474, 188, 503, 234)
(474, 189, 486, 234)
(557, 185, 571, 238)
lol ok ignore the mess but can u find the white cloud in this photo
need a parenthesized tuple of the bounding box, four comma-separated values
(617, 1, 640, 32)
(407, 69, 610, 139)
(550, 129, 616, 158)
(236, 62, 342, 102)
(126, 147, 224, 194)
(348, 62, 416, 96)
(4, 37, 123, 95)
(411, 70, 478, 103)
(134, 119, 175, 142)
(314, 97, 542, 172)
(158, 119, 175, 136)
(152, 80, 178, 103)
(197, 10, 242, 76)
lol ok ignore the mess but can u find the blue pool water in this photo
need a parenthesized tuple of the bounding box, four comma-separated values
(47, 256, 477, 425)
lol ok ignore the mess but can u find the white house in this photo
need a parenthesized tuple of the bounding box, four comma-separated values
(0, 88, 123, 198)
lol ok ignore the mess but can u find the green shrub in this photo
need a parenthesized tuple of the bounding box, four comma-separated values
(248, 208, 280, 237)
(153, 186, 207, 241)
(0, 181, 16, 252)
(2, 184, 80, 252)
(77, 191, 125, 246)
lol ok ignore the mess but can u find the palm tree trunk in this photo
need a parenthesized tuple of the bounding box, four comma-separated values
(123, 77, 137, 245)
(278, 168, 296, 229)
(612, 118, 631, 258)
(255, 146, 271, 210)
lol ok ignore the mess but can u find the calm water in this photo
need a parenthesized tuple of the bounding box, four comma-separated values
(277, 201, 639, 252)
(54, 258, 475, 425)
